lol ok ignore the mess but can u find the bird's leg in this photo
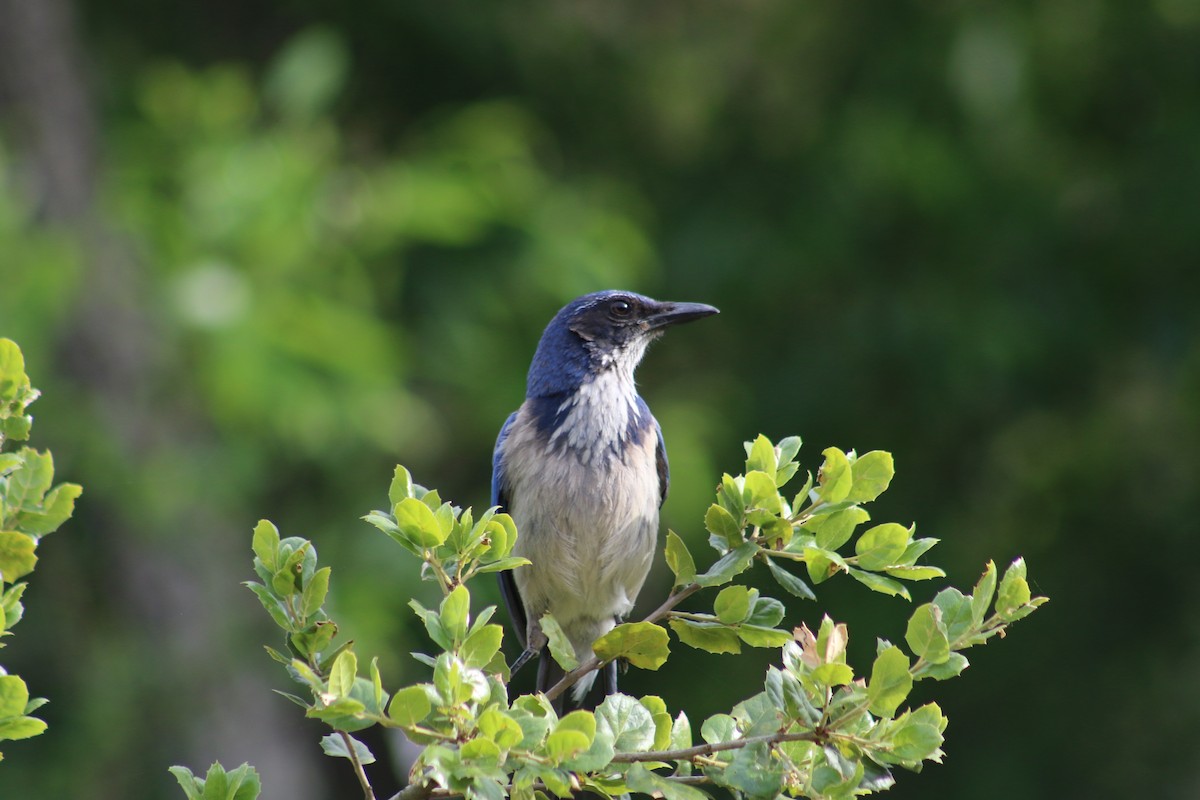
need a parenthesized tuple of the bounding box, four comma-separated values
(511, 623, 549, 676)
(509, 645, 539, 676)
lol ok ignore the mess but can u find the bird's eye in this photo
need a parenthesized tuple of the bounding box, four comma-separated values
(609, 300, 632, 318)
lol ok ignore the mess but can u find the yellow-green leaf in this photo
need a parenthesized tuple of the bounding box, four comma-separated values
(593, 622, 670, 670)
(664, 530, 696, 587)
(393, 497, 446, 547)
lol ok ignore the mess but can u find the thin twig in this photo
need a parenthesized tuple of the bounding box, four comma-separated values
(609, 728, 819, 763)
(339, 730, 376, 800)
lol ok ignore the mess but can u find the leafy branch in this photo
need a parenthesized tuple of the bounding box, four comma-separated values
(174, 433, 1046, 799)
(0, 339, 83, 761)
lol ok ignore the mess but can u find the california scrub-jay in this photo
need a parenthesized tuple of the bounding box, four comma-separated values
(492, 290, 718, 709)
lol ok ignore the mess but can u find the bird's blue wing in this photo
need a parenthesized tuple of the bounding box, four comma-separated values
(492, 411, 527, 648)
(654, 416, 669, 507)
(492, 411, 517, 510)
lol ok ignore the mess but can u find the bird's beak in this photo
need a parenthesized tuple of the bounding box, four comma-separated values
(644, 301, 720, 331)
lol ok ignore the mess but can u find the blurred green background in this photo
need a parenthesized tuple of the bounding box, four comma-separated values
(1, 1, 1198, 798)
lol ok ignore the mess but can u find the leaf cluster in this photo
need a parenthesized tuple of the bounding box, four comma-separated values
(0, 339, 82, 760)
(187, 434, 1046, 800)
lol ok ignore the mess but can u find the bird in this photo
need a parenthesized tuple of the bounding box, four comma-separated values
(491, 290, 718, 710)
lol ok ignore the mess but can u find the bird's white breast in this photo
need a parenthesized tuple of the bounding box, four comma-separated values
(501, 383, 660, 662)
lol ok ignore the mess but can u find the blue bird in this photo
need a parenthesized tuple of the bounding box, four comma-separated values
(491, 290, 718, 709)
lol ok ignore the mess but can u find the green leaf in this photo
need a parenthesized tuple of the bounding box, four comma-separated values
(201, 762, 228, 800)
(302, 567, 331, 619)
(0, 339, 29, 404)
(816, 447, 853, 504)
(369, 657, 384, 710)
(696, 542, 759, 587)
(846, 566, 911, 599)
(996, 558, 1032, 620)
(565, 727, 616, 774)
(290, 619, 338, 658)
(593, 621, 670, 670)
(884, 703, 947, 764)
(168, 766, 203, 800)
(803, 547, 842, 585)
(671, 710, 693, 751)
(721, 741, 786, 797)
(625, 763, 710, 800)
(867, 645, 913, 718)
(329, 649, 357, 698)
(778, 435, 802, 465)
(225, 763, 263, 800)
(638, 695, 672, 751)
(731, 690, 780, 738)
(700, 714, 738, 750)
(765, 667, 817, 724)
(885, 565, 946, 581)
(388, 465, 415, 506)
(913, 652, 969, 681)
(394, 497, 447, 548)
(461, 623, 504, 669)
(478, 707, 525, 750)
(854, 522, 910, 570)
(718, 474, 745, 521)
(933, 588, 974, 643)
(704, 505, 742, 549)
(544, 728, 590, 764)
(0, 674, 30, 718)
(245, 581, 291, 630)
(736, 625, 794, 648)
(905, 603, 950, 664)
(742, 470, 779, 510)
(595, 693, 656, 752)
(1, 414, 32, 441)
(811, 662, 854, 687)
(766, 557, 816, 600)
(971, 560, 998, 625)
(540, 613, 579, 671)
(745, 595, 785, 628)
(485, 513, 519, 560)
(803, 506, 870, 551)
(388, 685, 432, 727)
(669, 619, 742, 654)
(251, 520, 280, 572)
(0, 715, 47, 741)
(555, 709, 596, 743)
(474, 556, 532, 575)
(664, 530, 697, 587)
(846, 450, 894, 503)
(16, 481, 82, 535)
(320, 733, 376, 764)
(0, 532, 37, 582)
(440, 584, 470, 645)
(897, 536, 939, 565)
(713, 585, 751, 624)
(410, 599, 452, 650)
(509, 703, 553, 750)
(23, 696, 48, 715)
(746, 434, 778, 481)
(4, 450, 53, 515)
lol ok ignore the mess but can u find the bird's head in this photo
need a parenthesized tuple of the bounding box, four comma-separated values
(526, 290, 719, 397)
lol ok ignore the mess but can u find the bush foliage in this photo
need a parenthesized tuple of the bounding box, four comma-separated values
(0, 340, 81, 760)
(181, 435, 1045, 799)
